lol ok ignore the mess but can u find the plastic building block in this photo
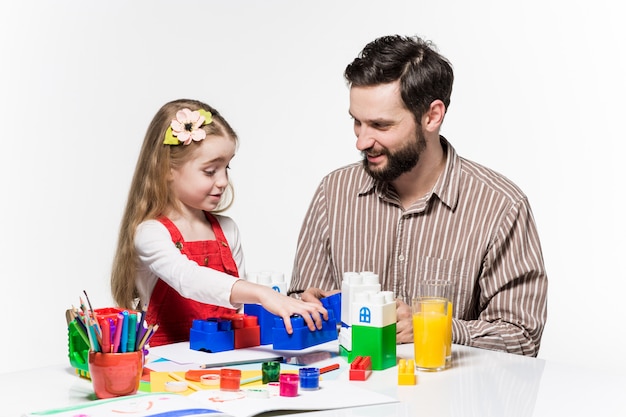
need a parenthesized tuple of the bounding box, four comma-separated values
(244, 275, 341, 347)
(349, 356, 372, 381)
(351, 324, 396, 370)
(244, 303, 278, 345)
(190, 313, 260, 352)
(321, 293, 342, 325)
(68, 320, 90, 378)
(398, 359, 417, 385)
(349, 290, 397, 370)
(247, 271, 287, 294)
(223, 313, 260, 349)
(351, 291, 396, 328)
(340, 272, 381, 327)
(190, 318, 234, 352)
(338, 271, 383, 361)
(339, 343, 351, 361)
(272, 310, 338, 350)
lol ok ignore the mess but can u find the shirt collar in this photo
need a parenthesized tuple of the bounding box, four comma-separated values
(356, 136, 461, 211)
(431, 136, 460, 211)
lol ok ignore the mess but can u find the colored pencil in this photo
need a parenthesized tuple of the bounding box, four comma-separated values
(240, 375, 263, 385)
(199, 356, 284, 369)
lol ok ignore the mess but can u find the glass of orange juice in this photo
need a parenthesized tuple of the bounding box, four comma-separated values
(412, 296, 448, 371)
(413, 280, 453, 371)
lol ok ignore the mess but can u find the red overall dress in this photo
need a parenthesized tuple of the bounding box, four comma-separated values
(144, 213, 239, 347)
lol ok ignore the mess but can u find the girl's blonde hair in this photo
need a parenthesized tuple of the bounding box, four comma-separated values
(111, 98, 238, 309)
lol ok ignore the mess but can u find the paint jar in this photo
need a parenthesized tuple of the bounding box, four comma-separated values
(279, 373, 299, 397)
(262, 361, 281, 383)
(298, 367, 320, 390)
(200, 373, 221, 387)
(267, 381, 281, 395)
(220, 368, 242, 391)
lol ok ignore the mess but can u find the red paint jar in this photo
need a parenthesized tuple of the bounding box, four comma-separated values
(220, 368, 242, 391)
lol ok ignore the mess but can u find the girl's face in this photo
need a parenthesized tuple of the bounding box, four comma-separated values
(169, 135, 235, 213)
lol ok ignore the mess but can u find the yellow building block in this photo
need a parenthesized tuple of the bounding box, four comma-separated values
(397, 359, 417, 385)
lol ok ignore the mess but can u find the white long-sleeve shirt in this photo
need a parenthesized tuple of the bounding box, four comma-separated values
(134, 214, 246, 310)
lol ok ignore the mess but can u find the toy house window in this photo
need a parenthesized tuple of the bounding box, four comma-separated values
(359, 307, 371, 323)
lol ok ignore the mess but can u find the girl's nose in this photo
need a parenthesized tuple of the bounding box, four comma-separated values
(215, 171, 229, 188)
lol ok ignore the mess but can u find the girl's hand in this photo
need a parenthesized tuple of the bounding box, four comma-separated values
(230, 280, 329, 334)
(259, 288, 329, 334)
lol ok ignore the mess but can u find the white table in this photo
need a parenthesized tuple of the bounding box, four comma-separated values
(2, 342, 624, 417)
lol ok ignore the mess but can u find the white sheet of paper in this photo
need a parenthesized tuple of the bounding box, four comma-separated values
(188, 380, 399, 417)
(147, 341, 339, 368)
(147, 342, 285, 366)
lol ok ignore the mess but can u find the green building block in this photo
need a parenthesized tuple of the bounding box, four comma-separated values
(68, 320, 91, 378)
(351, 323, 396, 370)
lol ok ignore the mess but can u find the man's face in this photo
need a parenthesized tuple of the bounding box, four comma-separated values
(349, 81, 424, 182)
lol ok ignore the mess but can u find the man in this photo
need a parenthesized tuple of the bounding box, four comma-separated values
(288, 35, 548, 357)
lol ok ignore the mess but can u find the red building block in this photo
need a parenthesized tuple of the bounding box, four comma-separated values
(222, 313, 260, 349)
(349, 356, 372, 381)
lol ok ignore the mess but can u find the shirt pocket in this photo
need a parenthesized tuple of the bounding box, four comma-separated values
(417, 256, 472, 318)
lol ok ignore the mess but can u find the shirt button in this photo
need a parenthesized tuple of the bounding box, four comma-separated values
(398, 254, 405, 262)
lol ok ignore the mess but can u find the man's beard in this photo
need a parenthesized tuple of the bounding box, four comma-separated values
(362, 130, 426, 182)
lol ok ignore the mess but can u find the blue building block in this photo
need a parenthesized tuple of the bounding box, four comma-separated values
(272, 310, 338, 350)
(321, 293, 342, 326)
(244, 294, 341, 347)
(189, 318, 234, 353)
(244, 303, 278, 345)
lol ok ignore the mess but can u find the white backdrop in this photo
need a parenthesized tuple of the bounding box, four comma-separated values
(1, 0, 624, 374)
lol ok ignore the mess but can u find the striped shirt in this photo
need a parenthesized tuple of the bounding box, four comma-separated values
(289, 138, 548, 356)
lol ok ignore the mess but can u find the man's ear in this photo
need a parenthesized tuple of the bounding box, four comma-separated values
(422, 100, 446, 133)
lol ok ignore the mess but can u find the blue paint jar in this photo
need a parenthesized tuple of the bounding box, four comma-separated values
(298, 367, 320, 391)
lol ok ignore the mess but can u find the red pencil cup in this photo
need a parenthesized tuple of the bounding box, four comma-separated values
(88, 351, 143, 399)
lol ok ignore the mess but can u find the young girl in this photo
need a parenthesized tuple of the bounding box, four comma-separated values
(111, 98, 327, 346)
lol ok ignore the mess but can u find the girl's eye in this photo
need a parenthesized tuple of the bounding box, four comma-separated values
(204, 170, 216, 177)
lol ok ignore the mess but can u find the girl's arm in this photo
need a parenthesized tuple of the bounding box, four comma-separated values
(135, 220, 240, 309)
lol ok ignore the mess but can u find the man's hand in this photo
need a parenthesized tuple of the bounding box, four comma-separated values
(396, 298, 413, 344)
(301, 287, 341, 305)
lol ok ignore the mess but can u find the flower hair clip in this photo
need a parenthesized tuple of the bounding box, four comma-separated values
(164, 108, 213, 145)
